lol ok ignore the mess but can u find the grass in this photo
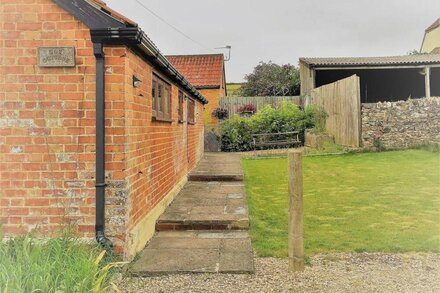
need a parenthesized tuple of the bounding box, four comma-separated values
(226, 83, 243, 96)
(0, 230, 124, 292)
(242, 149, 440, 257)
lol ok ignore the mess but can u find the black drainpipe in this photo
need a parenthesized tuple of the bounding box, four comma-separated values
(90, 27, 142, 249)
(93, 42, 113, 249)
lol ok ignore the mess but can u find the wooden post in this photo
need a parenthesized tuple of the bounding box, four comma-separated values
(288, 150, 304, 272)
(425, 66, 431, 98)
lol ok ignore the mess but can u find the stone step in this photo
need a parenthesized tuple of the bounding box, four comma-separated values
(188, 173, 244, 182)
(155, 181, 249, 231)
(188, 153, 244, 182)
(130, 230, 255, 275)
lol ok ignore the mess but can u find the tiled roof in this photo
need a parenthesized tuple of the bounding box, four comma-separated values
(300, 55, 440, 67)
(426, 18, 440, 33)
(166, 54, 224, 88)
(85, 0, 137, 27)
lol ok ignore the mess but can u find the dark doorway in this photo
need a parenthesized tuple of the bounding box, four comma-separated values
(315, 68, 426, 103)
(431, 67, 440, 97)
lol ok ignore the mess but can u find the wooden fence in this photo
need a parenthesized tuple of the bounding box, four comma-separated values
(219, 96, 301, 117)
(310, 75, 361, 147)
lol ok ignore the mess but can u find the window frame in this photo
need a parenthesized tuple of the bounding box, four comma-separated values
(187, 97, 195, 125)
(152, 74, 172, 122)
(178, 90, 184, 123)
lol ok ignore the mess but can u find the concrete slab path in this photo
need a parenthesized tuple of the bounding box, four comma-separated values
(189, 153, 243, 181)
(130, 153, 255, 275)
(131, 231, 254, 275)
(156, 181, 249, 231)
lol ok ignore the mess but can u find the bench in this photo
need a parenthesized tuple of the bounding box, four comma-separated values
(252, 131, 301, 149)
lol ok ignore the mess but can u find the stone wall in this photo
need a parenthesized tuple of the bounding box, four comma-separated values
(361, 97, 440, 148)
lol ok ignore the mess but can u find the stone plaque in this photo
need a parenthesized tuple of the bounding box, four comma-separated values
(38, 47, 75, 67)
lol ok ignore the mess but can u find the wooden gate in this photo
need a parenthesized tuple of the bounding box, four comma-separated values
(310, 75, 361, 147)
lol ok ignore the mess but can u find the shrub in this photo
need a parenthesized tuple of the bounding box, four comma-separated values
(220, 102, 324, 151)
(0, 230, 125, 292)
(220, 115, 253, 152)
(237, 103, 257, 114)
(212, 107, 229, 120)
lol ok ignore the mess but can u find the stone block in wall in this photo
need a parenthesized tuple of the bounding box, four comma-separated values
(361, 97, 440, 149)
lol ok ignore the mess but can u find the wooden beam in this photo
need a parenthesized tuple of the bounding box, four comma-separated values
(425, 66, 431, 98)
(288, 150, 304, 272)
(314, 64, 440, 70)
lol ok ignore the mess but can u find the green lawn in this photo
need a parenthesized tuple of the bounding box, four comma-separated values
(242, 150, 440, 257)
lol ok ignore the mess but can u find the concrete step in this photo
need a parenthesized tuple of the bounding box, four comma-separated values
(156, 181, 249, 231)
(130, 230, 255, 275)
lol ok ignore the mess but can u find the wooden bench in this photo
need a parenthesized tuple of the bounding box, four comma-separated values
(252, 131, 301, 149)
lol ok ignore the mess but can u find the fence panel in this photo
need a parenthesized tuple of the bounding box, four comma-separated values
(219, 96, 301, 117)
(310, 75, 361, 147)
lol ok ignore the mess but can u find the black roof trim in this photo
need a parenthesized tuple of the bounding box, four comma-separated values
(195, 85, 221, 90)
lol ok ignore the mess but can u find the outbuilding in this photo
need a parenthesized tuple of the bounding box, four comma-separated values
(300, 55, 440, 102)
(1, 0, 207, 259)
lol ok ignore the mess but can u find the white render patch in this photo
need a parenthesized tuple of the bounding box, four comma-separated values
(10, 146, 23, 154)
(0, 119, 35, 128)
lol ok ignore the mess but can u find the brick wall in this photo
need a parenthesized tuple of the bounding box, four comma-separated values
(0, 0, 205, 258)
(123, 50, 204, 247)
(200, 88, 224, 126)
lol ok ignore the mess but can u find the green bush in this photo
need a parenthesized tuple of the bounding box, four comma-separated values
(0, 230, 125, 292)
(220, 102, 323, 152)
(220, 115, 254, 152)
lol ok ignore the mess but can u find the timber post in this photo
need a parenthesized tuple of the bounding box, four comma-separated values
(288, 149, 304, 272)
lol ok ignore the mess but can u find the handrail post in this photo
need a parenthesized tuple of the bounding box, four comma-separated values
(288, 150, 304, 271)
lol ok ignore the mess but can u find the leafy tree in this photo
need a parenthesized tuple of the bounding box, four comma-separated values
(239, 61, 300, 96)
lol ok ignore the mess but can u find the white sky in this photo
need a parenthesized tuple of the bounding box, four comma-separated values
(104, 0, 439, 82)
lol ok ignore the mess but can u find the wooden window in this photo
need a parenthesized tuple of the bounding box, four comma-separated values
(178, 91, 184, 123)
(152, 79, 157, 117)
(152, 74, 172, 121)
(187, 97, 195, 124)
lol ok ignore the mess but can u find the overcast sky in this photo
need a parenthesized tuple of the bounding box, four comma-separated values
(105, 0, 439, 82)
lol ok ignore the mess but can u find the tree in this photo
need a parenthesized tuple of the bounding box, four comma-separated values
(407, 49, 429, 55)
(239, 61, 300, 96)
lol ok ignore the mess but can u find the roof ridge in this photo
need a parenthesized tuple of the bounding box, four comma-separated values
(166, 53, 224, 58)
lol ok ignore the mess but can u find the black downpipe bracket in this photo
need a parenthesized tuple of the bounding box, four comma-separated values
(93, 42, 113, 249)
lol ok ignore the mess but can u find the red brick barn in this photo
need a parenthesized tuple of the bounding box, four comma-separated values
(0, 0, 207, 259)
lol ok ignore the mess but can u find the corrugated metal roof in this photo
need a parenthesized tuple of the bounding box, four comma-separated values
(300, 55, 440, 67)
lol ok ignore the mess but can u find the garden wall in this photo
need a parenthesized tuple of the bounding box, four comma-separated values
(361, 97, 440, 148)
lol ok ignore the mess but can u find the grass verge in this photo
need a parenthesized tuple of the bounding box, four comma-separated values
(242, 149, 440, 257)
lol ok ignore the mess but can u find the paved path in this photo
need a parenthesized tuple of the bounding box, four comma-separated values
(130, 153, 254, 275)
(189, 153, 243, 181)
